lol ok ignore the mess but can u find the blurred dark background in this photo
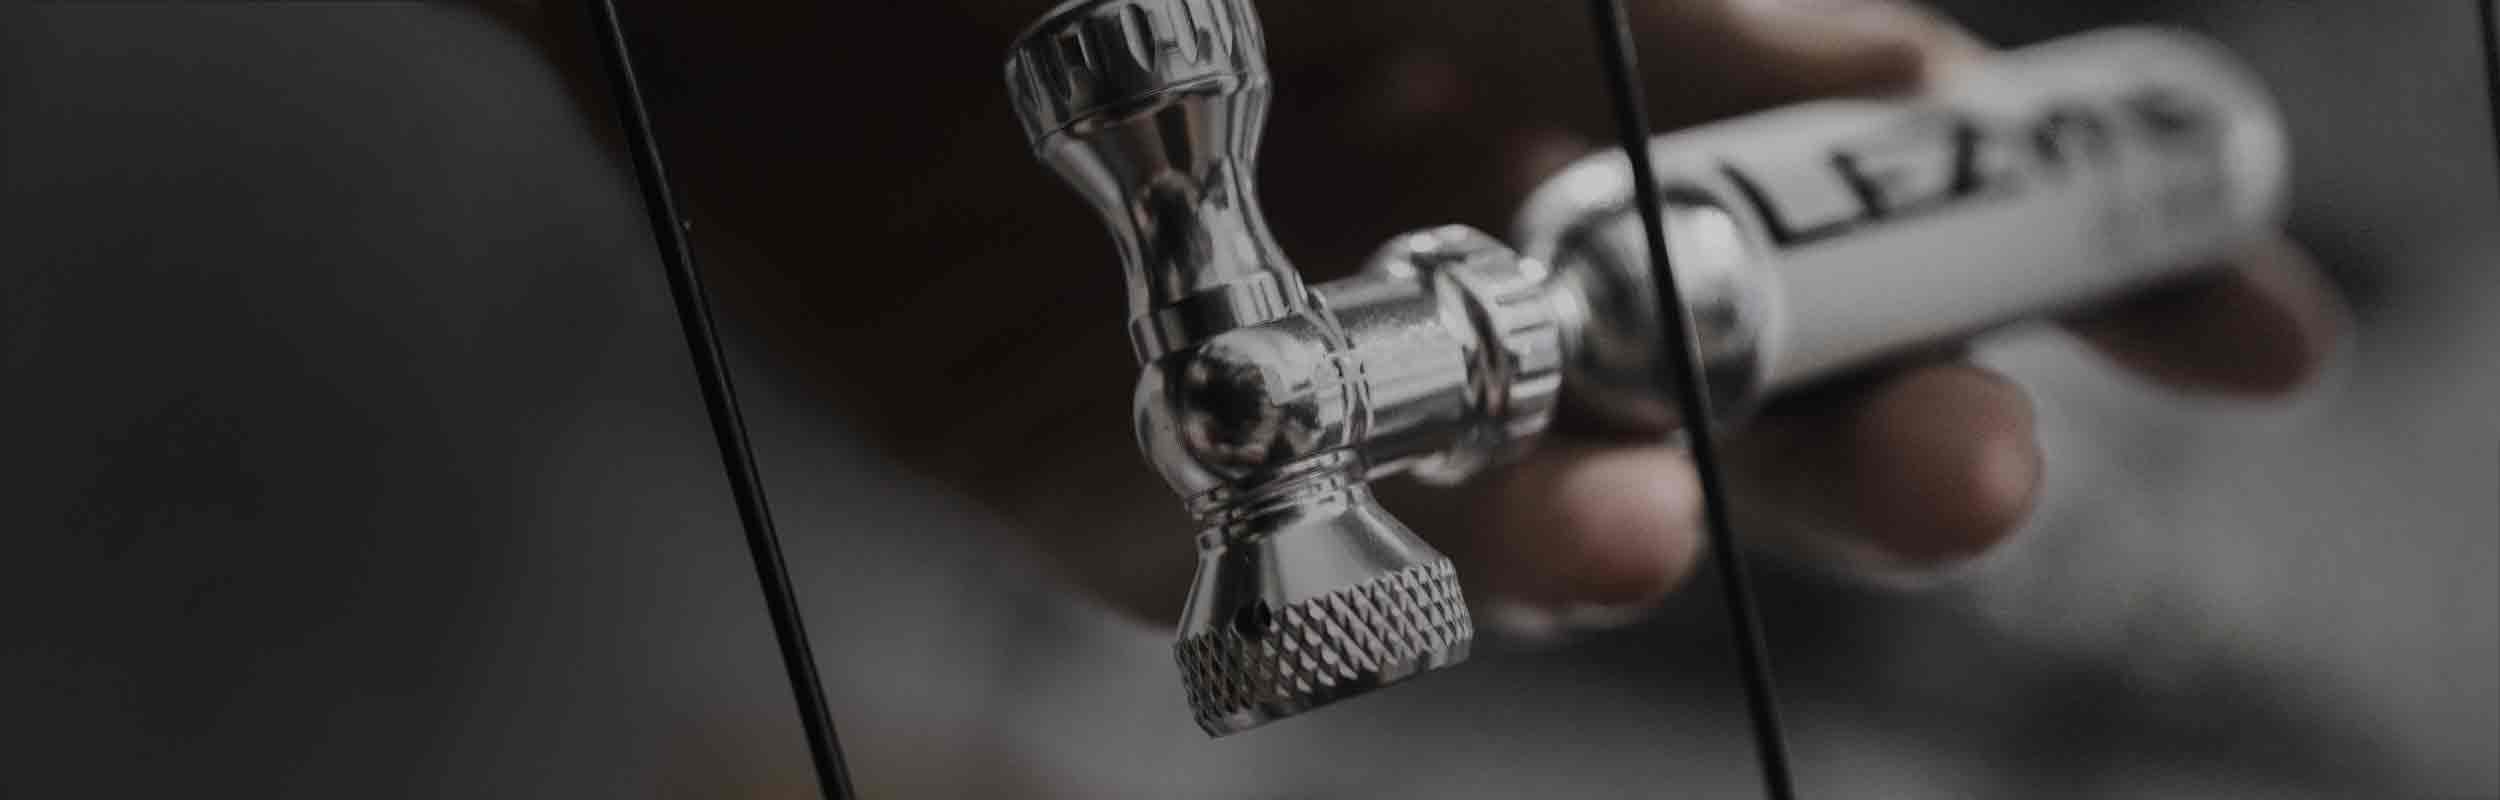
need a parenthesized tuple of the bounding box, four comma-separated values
(2, 1, 2493, 797)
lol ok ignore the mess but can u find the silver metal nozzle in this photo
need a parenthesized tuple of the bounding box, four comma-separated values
(1005, 0, 1290, 362)
(1173, 473, 1472, 735)
(1005, 4, 2290, 740)
(1008, 0, 1549, 736)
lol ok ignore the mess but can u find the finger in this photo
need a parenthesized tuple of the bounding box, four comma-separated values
(1652, 0, 1994, 112)
(1734, 360, 2043, 567)
(1845, 362, 2043, 563)
(1388, 440, 1706, 612)
(2065, 237, 2346, 398)
(1499, 0, 1979, 221)
(1716, 0, 1987, 71)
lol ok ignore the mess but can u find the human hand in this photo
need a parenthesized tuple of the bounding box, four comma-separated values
(1360, 0, 2344, 630)
(544, 0, 2343, 626)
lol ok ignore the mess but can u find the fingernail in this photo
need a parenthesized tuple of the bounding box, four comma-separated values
(1736, 0, 1876, 19)
(1789, 523, 1984, 590)
(1482, 598, 1654, 648)
(1482, 599, 1570, 645)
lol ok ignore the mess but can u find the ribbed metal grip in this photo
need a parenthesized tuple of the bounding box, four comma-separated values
(1005, 0, 1482, 739)
(1174, 559, 1473, 736)
(1004, 0, 1267, 146)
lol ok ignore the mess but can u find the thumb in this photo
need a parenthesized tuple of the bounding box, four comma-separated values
(1637, 0, 1982, 116)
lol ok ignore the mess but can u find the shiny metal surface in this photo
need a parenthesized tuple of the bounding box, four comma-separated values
(10, 2, 2477, 796)
(1511, 27, 2285, 433)
(1008, 1, 2283, 736)
(1175, 469, 1470, 735)
(1010, 0, 1562, 735)
(1331, 226, 1565, 483)
(1006, 0, 1294, 362)
(1516, 170, 1776, 435)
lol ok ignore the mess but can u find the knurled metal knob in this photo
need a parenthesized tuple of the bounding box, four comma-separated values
(1005, 0, 1477, 738)
(1005, 0, 1296, 362)
(1005, 0, 1267, 147)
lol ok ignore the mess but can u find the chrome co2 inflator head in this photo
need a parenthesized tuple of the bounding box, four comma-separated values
(1005, 0, 1553, 736)
(1005, 0, 2285, 737)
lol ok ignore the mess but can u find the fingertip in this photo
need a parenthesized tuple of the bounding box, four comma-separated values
(2232, 241, 2350, 394)
(1474, 443, 1706, 610)
(2072, 239, 2349, 399)
(1553, 447, 1707, 606)
(1944, 425, 2042, 560)
(1716, 0, 1972, 95)
(1848, 365, 2042, 566)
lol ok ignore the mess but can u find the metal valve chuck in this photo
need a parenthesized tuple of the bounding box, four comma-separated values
(1005, 0, 2284, 737)
(1006, 0, 1566, 736)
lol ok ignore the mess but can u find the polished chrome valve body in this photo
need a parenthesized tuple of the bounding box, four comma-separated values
(1007, 0, 1562, 735)
(1006, 0, 2285, 736)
